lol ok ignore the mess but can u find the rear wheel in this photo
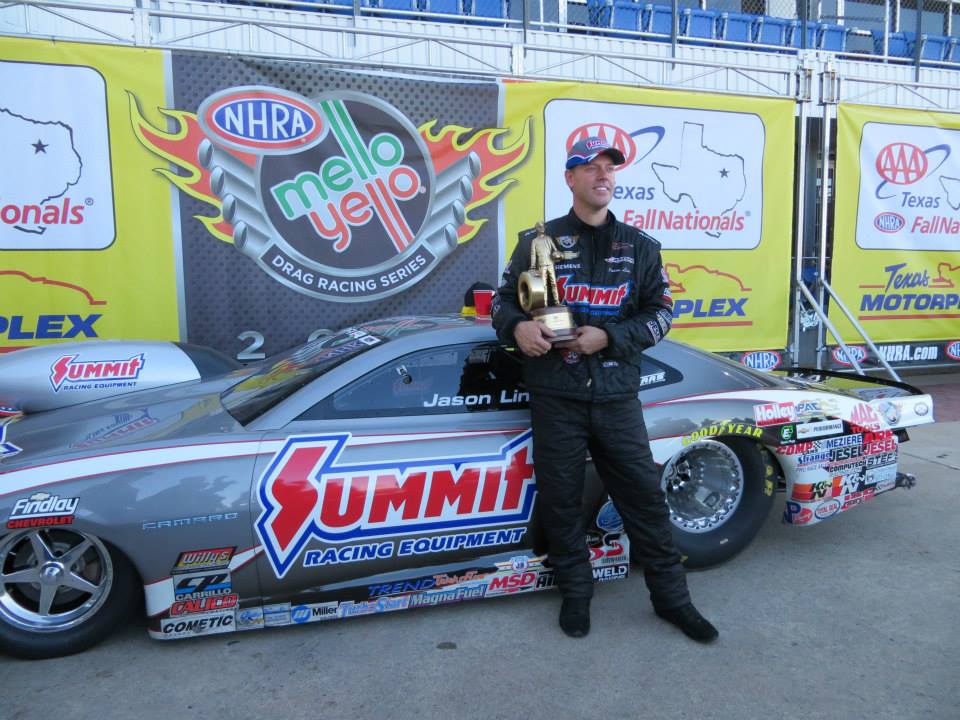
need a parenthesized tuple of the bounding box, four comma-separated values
(0, 528, 138, 659)
(661, 438, 776, 569)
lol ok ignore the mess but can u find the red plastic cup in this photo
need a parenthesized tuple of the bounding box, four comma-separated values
(473, 289, 495, 316)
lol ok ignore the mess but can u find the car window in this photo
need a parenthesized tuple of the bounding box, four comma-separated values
(299, 343, 527, 420)
(638, 356, 682, 392)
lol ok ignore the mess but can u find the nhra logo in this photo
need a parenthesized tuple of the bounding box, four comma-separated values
(200, 88, 325, 152)
(832, 345, 867, 366)
(49, 353, 144, 392)
(565, 123, 636, 167)
(873, 212, 905, 233)
(740, 350, 781, 371)
(256, 432, 537, 577)
(946, 341, 960, 361)
(875, 143, 928, 185)
(195, 88, 472, 302)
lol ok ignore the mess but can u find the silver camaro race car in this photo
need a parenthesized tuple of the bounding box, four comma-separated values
(0, 315, 935, 658)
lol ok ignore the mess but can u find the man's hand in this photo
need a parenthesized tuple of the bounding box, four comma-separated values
(554, 325, 608, 355)
(514, 320, 554, 357)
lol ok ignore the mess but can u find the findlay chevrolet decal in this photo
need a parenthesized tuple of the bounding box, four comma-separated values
(130, 86, 530, 303)
(256, 432, 536, 577)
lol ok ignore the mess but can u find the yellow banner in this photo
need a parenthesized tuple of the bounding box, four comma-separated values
(832, 103, 960, 344)
(0, 38, 177, 350)
(501, 80, 795, 352)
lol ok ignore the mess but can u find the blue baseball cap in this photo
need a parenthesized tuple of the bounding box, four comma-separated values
(565, 136, 626, 170)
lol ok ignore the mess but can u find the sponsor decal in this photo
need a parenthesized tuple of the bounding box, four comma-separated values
(339, 596, 410, 617)
(287, 603, 339, 624)
(369, 577, 438, 597)
(639, 371, 666, 386)
(682, 421, 763, 445)
(50, 353, 144, 393)
(173, 572, 232, 600)
(873, 212, 905, 232)
(841, 487, 876, 510)
(263, 603, 291, 627)
(0, 422, 22, 460)
(256, 431, 536, 576)
(832, 345, 867, 366)
(596, 500, 624, 533)
(849, 402, 885, 431)
(556, 276, 631, 315)
(408, 582, 486, 608)
(816, 434, 863, 450)
(0, 314, 101, 341)
(914, 401, 930, 416)
(142, 512, 240, 531)
(783, 501, 813, 525)
(536, 563, 629, 590)
(874, 344, 940, 363)
(509, 556, 529, 572)
(753, 402, 796, 427)
(72, 410, 160, 449)
(776, 441, 815, 456)
(235, 607, 264, 631)
(486, 571, 538, 596)
(434, 569, 485, 587)
(301, 527, 527, 567)
(814, 498, 842, 519)
(779, 425, 795, 442)
(6, 492, 78, 529)
(132, 88, 530, 302)
(796, 419, 844, 439)
(946, 341, 960, 361)
(160, 611, 234, 638)
(792, 478, 843, 502)
(170, 593, 239, 617)
(741, 350, 782, 371)
(589, 540, 628, 565)
(172, 547, 235, 574)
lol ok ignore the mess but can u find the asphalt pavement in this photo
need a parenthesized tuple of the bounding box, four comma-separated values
(2, 422, 958, 720)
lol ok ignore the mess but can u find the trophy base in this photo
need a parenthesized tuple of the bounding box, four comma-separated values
(532, 306, 577, 343)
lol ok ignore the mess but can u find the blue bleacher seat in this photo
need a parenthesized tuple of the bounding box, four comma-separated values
(587, 0, 613, 28)
(754, 16, 792, 50)
(469, 0, 506, 23)
(719, 11, 754, 45)
(819, 23, 847, 52)
(377, 0, 419, 17)
(918, 34, 950, 61)
(611, 0, 643, 35)
(424, 0, 461, 19)
(789, 20, 818, 49)
(871, 30, 911, 57)
(682, 8, 719, 44)
(645, 4, 676, 39)
(949, 38, 960, 64)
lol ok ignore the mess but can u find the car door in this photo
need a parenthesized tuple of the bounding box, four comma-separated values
(247, 340, 547, 624)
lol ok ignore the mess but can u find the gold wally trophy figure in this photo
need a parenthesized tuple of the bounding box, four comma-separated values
(517, 222, 577, 342)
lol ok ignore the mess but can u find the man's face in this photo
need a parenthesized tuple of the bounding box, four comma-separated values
(565, 155, 617, 213)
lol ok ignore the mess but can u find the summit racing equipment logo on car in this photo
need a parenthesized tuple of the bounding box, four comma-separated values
(256, 431, 536, 577)
(49, 353, 144, 392)
(130, 87, 530, 302)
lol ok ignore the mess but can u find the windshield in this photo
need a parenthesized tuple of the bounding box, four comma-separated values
(221, 327, 383, 424)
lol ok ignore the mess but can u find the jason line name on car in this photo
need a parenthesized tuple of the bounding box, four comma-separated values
(422, 389, 530, 407)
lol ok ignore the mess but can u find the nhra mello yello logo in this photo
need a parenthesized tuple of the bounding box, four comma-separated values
(255, 432, 536, 577)
(130, 87, 530, 301)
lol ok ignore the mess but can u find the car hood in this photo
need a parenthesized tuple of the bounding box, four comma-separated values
(0, 375, 246, 471)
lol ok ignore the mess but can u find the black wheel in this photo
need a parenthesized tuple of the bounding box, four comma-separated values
(661, 438, 776, 569)
(0, 528, 139, 659)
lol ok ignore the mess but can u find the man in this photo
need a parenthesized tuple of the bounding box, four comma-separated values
(492, 136, 718, 643)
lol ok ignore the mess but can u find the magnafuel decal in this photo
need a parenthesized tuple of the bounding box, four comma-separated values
(256, 431, 536, 577)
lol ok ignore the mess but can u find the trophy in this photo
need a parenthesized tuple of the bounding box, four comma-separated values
(517, 222, 577, 342)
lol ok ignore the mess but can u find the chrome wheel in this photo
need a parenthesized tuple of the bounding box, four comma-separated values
(661, 440, 744, 534)
(0, 529, 114, 633)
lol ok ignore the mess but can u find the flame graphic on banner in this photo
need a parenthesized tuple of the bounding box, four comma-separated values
(130, 92, 529, 248)
(128, 92, 235, 244)
(420, 117, 531, 244)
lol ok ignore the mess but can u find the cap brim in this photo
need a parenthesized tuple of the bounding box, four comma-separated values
(565, 147, 626, 169)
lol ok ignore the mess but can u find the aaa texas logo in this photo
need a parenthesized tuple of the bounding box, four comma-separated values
(130, 87, 529, 302)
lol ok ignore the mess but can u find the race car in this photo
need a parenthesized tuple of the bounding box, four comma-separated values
(0, 315, 934, 658)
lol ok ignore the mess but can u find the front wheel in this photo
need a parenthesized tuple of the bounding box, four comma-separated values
(661, 438, 776, 569)
(0, 528, 139, 659)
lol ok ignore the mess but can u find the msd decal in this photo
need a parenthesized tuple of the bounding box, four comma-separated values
(556, 276, 631, 314)
(256, 432, 537, 577)
(50, 353, 145, 392)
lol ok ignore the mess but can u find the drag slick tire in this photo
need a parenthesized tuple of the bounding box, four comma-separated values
(0, 528, 138, 659)
(661, 438, 776, 569)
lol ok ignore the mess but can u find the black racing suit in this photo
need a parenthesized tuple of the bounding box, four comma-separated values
(492, 209, 690, 609)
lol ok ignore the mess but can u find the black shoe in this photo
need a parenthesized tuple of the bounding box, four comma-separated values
(559, 598, 591, 638)
(654, 603, 718, 643)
